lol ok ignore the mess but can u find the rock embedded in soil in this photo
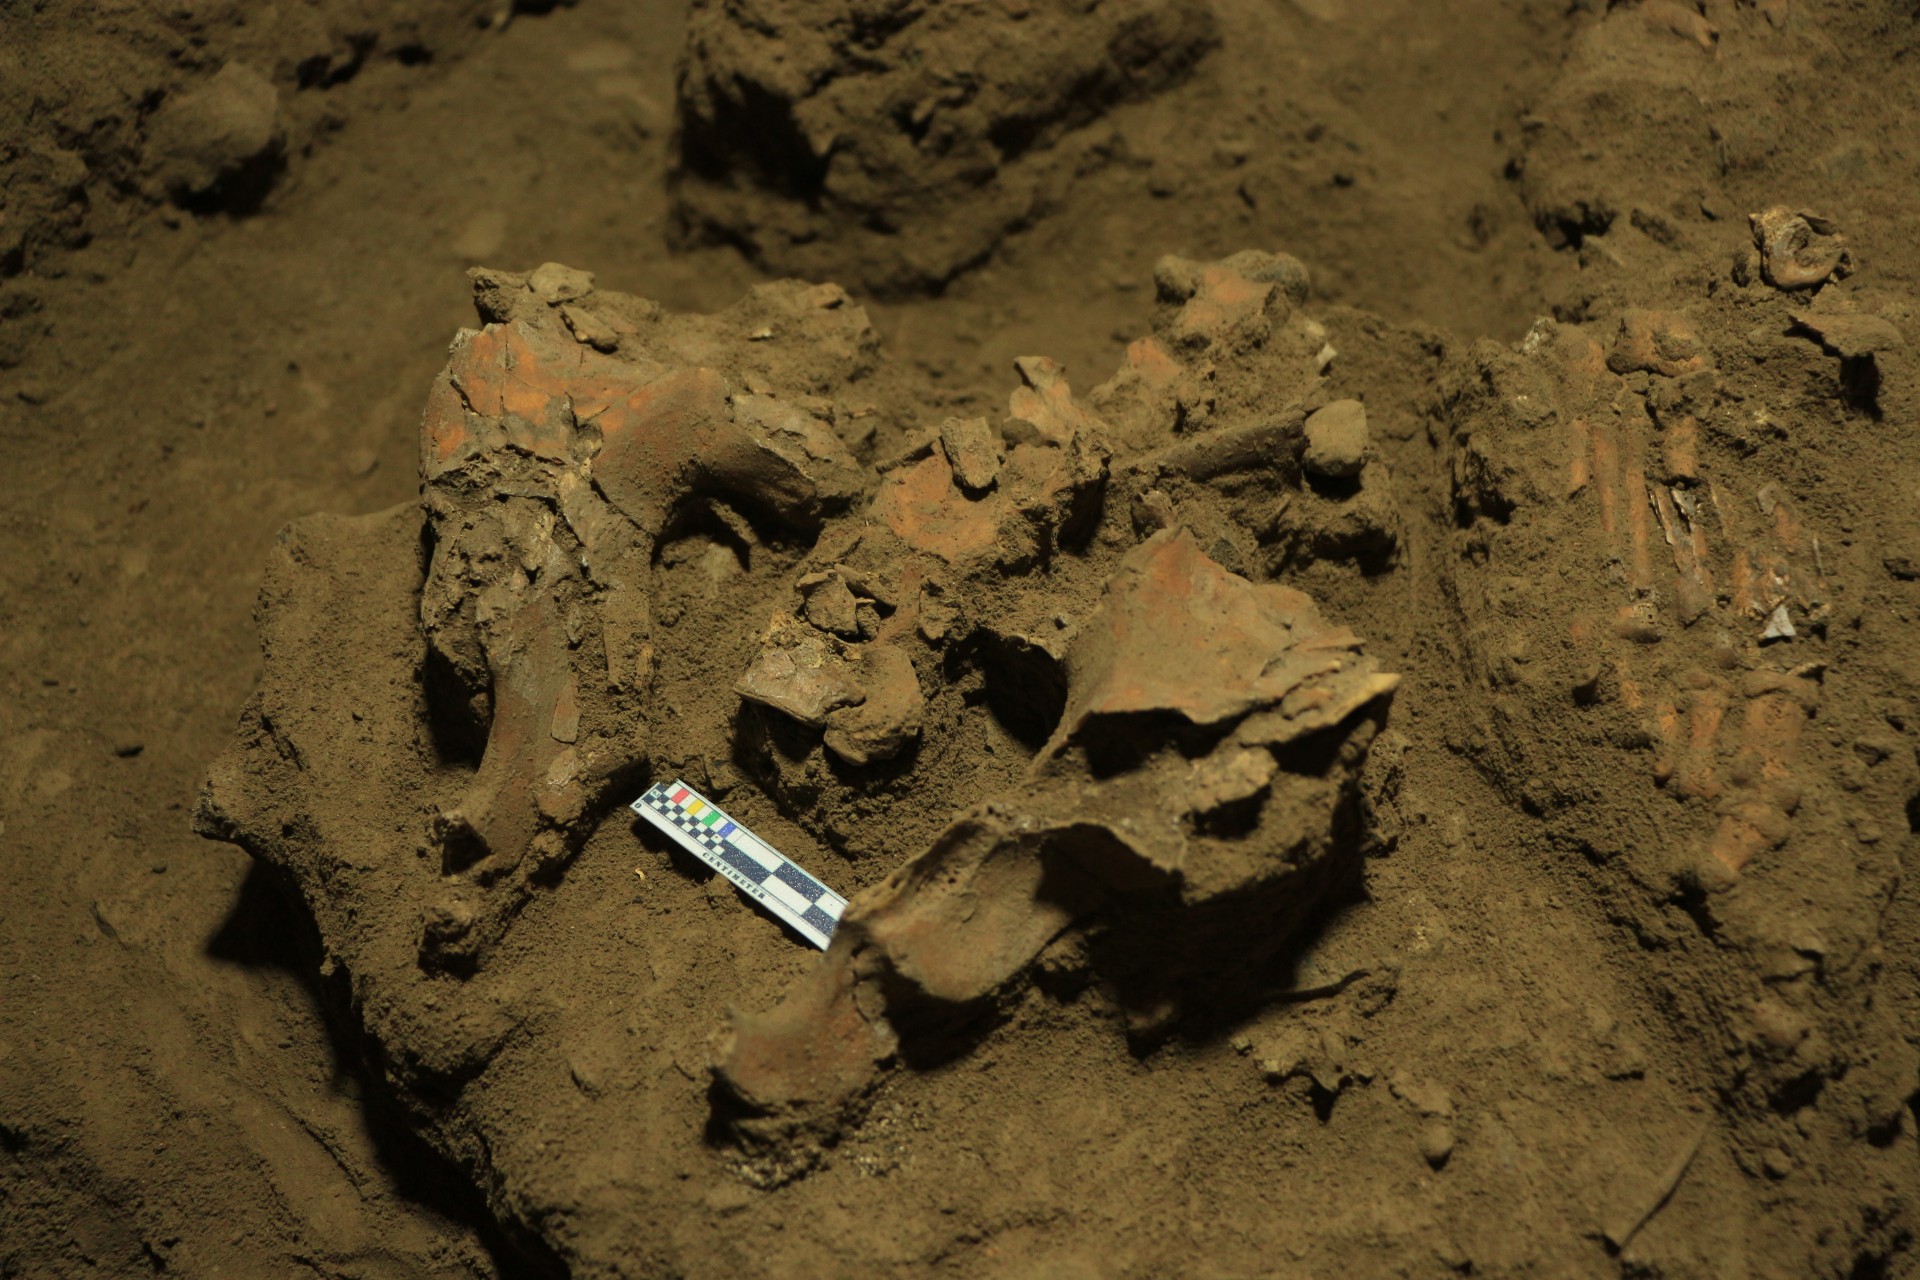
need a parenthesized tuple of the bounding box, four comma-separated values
(1749, 206, 1854, 290)
(529, 261, 596, 304)
(1302, 398, 1369, 478)
(145, 62, 282, 202)
(1420, 1121, 1456, 1169)
(1787, 310, 1904, 359)
(938, 415, 1002, 494)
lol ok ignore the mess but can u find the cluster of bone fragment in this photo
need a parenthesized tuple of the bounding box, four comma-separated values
(692, 251, 1405, 1174)
(199, 247, 1405, 1177)
(1442, 268, 1885, 880)
(403, 265, 872, 968)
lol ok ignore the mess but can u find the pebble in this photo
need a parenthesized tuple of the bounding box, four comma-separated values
(529, 262, 595, 305)
(939, 416, 1001, 494)
(798, 570, 861, 638)
(1131, 487, 1175, 532)
(561, 303, 619, 352)
(1750, 206, 1853, 290)
(145, 62, 282, 199)
(1789, 310, 1904, 359)
(1302, 399, 1369, 478)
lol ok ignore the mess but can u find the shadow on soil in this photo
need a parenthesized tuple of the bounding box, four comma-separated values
(206, 860, 567, 1280)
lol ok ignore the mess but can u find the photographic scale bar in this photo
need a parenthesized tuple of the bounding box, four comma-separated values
(630, 780, 847, 950)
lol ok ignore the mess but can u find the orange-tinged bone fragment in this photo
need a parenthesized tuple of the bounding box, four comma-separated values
(1707, 679, 1813, 872)
(1730, 549, 1756, 617)
(1652, 698, 1682, 783)
(1662, 415, 1699, 482)
(1593, 418, 1621, 538)
(1625, 431, 1654, 594)
(1568, 416, 1592, 496)
(1677, 686, 1728, 800)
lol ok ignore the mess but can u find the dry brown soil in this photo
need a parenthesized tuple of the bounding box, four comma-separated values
(3, 1, 1919, 1277)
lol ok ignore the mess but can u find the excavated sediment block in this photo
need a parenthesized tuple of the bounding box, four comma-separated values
(673, 0, 1219, 294)
(198, 248, 1409, 1265)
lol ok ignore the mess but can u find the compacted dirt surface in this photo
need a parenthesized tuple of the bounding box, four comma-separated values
(5, 1, 1920, 1277)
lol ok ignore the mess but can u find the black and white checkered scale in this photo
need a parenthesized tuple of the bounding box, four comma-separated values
(631, 780, 847, 949)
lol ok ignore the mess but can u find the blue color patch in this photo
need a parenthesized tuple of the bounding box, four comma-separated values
(716, 821, 736, 839)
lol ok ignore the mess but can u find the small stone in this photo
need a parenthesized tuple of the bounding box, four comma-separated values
(548, 676, 579, 743)
(1256, 1026, 1315, 1083)
(1762, 1146, 1794, 1179)
(1186, 747, 1277, 818)
(917, 580, 959, 643)
(568, 1057, 602, 1096)
(1131, 488, 1175, 533)
(735, 616, 863, 726)
(1302, 399, 1369, 478)
(798, 570, 861, 638)
(823, 645, 924, 766)
(1389, 1071, 1456, 1119)
(1788, 311, 1904, 359)
(146, 62, 282, 200)
(938, 416, 1002, 494)
(1750, 998, 1809, 1053)
(529, 262, 595, 305)
(343, 447, 380, 479)
(1750, 207, 1853, 290)
(421, 897, 477, 948)
(561, 304, 619, 352)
